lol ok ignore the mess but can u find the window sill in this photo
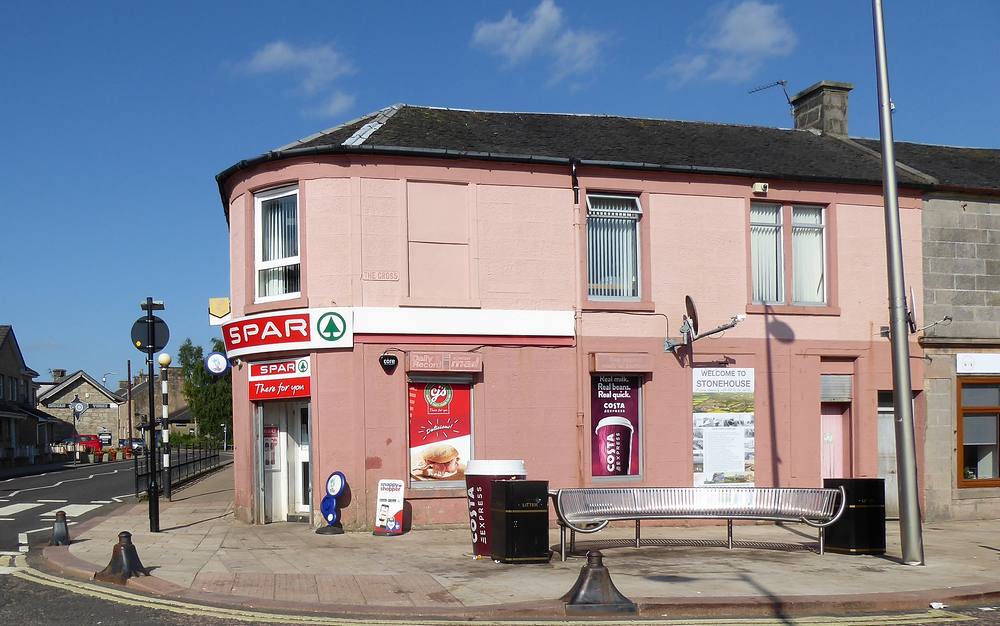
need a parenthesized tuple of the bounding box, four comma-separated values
(584, 300, 655, 313)
(400, 297, 481, 309)
(746, 304, 840, 316)
(405, 486, 467, 499)
(957, 480, 1000, 491)
(245, 295, 310, 315)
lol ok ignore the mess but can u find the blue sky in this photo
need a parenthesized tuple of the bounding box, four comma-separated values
(2, 0, 998, 388)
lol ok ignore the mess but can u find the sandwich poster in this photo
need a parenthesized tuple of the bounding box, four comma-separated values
(408, 381, 472, 486)
(692, 368, 755, 487)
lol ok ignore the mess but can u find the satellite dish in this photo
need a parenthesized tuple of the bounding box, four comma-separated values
(685, 295, 700, 337)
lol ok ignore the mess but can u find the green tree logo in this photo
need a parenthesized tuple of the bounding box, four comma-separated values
(316, 312, 347, 342)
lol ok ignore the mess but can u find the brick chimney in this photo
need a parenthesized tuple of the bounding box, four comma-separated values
(791, 81, 853, 136)
(51, 368, 67, 382)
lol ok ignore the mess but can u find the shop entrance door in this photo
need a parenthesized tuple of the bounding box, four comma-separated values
(261, 401, 312, 523)
(821, 402, 852, 479)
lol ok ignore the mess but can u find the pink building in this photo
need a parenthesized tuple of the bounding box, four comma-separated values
(216, 83, 925, 528)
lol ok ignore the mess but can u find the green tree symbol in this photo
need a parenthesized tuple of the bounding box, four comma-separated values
(317, 312, 346, 341)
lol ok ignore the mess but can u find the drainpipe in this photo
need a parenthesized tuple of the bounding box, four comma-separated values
(571, 159, 586, 486)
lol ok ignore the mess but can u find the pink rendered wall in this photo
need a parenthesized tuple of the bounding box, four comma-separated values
(231, 362, 254, 522)
(228, 194, 247, 318)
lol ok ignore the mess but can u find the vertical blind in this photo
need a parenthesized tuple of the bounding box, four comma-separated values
(257, 191, 300, 298)
(750, 203, 783, 303)
(792, 206, 825, 304)
(587, 195, 641, 299)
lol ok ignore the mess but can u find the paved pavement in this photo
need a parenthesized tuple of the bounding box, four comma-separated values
(34, 465, 1000, 621)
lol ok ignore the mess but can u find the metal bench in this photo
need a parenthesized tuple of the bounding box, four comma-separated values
(552, 486, 847, 561)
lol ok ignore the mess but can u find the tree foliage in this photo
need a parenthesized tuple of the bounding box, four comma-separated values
(177, 338, 232, 442)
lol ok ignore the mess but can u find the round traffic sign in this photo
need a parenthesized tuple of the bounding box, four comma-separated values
(131, 316, 169, 353)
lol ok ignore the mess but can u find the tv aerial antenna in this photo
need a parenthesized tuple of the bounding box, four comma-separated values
(664, 296, 747, 353)
(748, 79, 793, 122)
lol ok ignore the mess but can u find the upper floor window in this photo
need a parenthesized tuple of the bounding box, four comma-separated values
(750, 203, 826, 305)
(587, 194, 642, 300)
(0, 376, 4, 400)
(958, 378, 1000, 487)
(254, 185, 300, 302)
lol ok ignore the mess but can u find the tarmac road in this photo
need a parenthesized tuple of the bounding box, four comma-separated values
(0, 460, 138, 550)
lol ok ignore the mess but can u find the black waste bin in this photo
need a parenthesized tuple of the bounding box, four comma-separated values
(823, 478, 885, 555)
(490, 480, 551, 564)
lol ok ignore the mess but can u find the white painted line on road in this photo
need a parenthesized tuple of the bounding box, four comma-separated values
(111, 493, 135, 502)
(39, 504, 101, 518)
(90, 500, 112, 504)
(0, 518, 13, 521)
(0, 503, 45, 516)
(5, 468, 125, 498)
(25, 522, 76, 534)
(37, 499, 67, 503)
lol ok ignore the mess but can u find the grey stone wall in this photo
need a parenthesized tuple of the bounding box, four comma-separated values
(921, 194, 1000, 521)
(922, 195, 1000, 341)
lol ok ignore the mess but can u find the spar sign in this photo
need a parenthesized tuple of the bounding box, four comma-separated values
(222, 307, 353, 358)
(249, 356, 311, 401)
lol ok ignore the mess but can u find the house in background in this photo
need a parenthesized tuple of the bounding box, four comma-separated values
(37, 369, 122, 444)
(117, 367, 191, 438)
(0, 326, 58, 464)
(215, 81, 927, 528)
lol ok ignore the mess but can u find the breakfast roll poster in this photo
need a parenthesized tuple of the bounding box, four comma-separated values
(408, 381, 472, 485)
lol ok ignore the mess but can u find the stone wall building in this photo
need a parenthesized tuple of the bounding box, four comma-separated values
(37, 369, 123, 443)
(118, 367, 191, 436)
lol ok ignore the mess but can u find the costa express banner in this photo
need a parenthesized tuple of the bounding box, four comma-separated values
(591, 375, 641, 477)
(408, 382, 471, 484)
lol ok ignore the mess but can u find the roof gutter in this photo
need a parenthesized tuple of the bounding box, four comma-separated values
(216, 144, 934, 221)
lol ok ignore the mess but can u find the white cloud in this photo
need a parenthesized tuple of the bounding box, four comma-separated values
(472, 0, 605, 82)
(318, 92, 356, 117)
(663, 1, 797, 84)
(244, 41, 354, 95)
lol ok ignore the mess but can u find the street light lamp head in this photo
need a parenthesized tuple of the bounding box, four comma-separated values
(158, 353, 172, 367)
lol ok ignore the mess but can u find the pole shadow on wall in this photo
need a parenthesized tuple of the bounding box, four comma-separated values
(763, 306, 795, 487)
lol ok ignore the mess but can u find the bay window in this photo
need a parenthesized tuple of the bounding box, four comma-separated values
(254, 185, 300, 301)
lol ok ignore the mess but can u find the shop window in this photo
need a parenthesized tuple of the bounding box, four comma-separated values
(407, 378, 473, 489)
(587, 195, 642, 300)
(958, 378, 1000, 487)
(750, 203, 826, 305)
(254, 185, 300, 302)
(591, 374, 642, 479)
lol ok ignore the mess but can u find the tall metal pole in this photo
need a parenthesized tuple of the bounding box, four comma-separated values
(161, 358, 171, 501)
(872, 0, 924, 565)
(145, 297, 160, 532)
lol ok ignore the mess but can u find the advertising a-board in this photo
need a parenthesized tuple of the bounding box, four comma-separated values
(373, 479, 405, 536)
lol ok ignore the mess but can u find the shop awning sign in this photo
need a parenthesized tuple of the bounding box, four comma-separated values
(222, 307, 353, 358)
(249, 356, 311, 401)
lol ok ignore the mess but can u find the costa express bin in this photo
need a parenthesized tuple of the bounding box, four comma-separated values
(489, 479, 551, 563)
(823, 478, 885, 555)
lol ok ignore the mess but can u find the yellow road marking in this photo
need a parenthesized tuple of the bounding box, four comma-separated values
(12, 564, 974, 626)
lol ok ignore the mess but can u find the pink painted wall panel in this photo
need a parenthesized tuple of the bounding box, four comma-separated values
(229, 194, 246, 318)
(406, 181, 469, 244)
(408, 242, 470, 299)
(231, 364, 253, 522)
(304, 178, 353, 306)
(360, 178, 403, 305)
(476, 185, 576, 309)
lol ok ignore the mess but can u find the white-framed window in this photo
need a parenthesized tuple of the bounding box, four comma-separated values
(750, 203, 826, 305)
(587, 194, 642, 300)
(254, 185, 301, 302)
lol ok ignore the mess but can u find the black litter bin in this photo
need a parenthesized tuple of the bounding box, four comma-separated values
(490, 479, 551, 564)
(823, 478, 885, 555)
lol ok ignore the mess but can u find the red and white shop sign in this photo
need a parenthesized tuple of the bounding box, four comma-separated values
(249, 356, 311, 401)
(222, 307, 353, 358)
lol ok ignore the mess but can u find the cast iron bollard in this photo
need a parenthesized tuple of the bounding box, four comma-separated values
(94, 531, 150, 584)
(562, 550, 636, 615)
(47, 511, 71, 546)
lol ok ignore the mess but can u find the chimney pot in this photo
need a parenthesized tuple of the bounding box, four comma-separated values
(791, 80, 853, 136)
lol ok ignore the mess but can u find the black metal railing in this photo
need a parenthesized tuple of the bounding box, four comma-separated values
(135, 443, 223, 498)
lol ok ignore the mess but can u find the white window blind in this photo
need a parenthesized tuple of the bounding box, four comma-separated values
(750, 203, 783, 303)
(792, 206, 825, 304)
(255, 186, 301, 300)
(587, 195, 641, 300)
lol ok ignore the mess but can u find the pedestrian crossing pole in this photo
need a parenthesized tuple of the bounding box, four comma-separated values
(159, 353, 172, 501)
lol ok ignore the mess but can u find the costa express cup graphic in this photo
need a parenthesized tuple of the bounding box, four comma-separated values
(595, 416, 634, 475)
(464, 459, 526, 556)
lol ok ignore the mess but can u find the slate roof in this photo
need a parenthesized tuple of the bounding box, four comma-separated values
(217, 104, 1000, 215)
(37, 370, 123, 404)
(855, 138, 1000, 194)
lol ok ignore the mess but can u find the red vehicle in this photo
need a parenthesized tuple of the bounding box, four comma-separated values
(70, 434, 102, 453)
